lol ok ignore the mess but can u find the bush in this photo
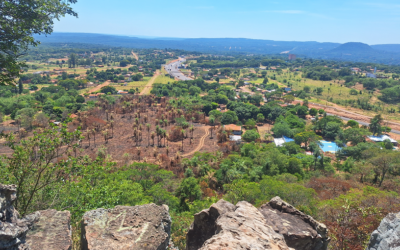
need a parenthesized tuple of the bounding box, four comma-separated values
(242, 129, 260, 142)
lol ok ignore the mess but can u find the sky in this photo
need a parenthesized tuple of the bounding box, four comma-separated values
(54, 0, 400, 45)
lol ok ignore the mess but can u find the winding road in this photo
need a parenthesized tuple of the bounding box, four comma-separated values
(182, 126, 209, 157)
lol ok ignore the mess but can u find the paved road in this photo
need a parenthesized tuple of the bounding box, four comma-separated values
(326, 113, 400, 135)
(164, 58, 192, 81)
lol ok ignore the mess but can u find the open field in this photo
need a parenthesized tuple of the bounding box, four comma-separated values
(113, 77, 151, 92)
(153, 74, 173, 84)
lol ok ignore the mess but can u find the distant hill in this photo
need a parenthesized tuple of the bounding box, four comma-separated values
(34, 33, 400, 64)
(328, 42, 375, 54)
(371, 44, 400, 53)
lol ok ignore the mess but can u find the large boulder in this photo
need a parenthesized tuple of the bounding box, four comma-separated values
(81, 204, 171, 250)
(259, 196, 330, 250)
(25, 209, 72, 250)
(186, 199, 236, 250)
(367, 212, 400, 250)
(187, 200, 292, 250)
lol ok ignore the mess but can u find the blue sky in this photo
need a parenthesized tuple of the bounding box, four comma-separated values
(54, 0, 400, 44)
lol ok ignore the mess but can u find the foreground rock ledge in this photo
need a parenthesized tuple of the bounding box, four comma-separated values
(260, 196, 330, 250)
(0, 184, 71, 250)
(187, 199, 291, 250)
(186, 197, 329, 250)
(367, 212, 400, 250)
(81, 204, 171, 250)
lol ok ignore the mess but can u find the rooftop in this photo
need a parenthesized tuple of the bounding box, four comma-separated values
(224, 124, 242, 131)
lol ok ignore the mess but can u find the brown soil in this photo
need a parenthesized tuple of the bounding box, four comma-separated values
(139, 70, 160, 95)
(131, 51, 139, 61)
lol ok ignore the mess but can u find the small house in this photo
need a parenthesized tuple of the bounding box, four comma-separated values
(224, 124, 242, 135)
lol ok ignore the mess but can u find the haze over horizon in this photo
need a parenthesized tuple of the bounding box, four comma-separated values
(54, 0, 400, 45)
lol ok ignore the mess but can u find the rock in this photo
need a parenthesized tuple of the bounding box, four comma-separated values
(259, 196, 330, 250)
(189, 200, 292, 250)
(367, 212, 400, 250)
(25, 209, 72, 250)
(186, 199, 236, 250)
(0, 185, 71, 250)
(0, 184, 39, 250)
(81, 203, 171, 250)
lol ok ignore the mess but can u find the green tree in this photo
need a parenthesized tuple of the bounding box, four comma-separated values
(242, 129, 260, 142)
(369, 151, 400, 187)
(316, 87, 323, 95)
(0, 123, 81, 215)
(221, 111, 238, 125)
(294, 131, 321, 149)
(257, 113, 265, 123)
(18, 78, 23, 94)
(347, 120, 359, 128)
(68, 53, 77, 68)
(176, 177, 202, 211)
(0, 0, 77, 85)
(309, 108, 318, 117)
(369, 114, 383, 136)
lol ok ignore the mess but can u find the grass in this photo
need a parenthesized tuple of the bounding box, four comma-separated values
(154, 74, 173, 84)
(113, 77, 151, 92)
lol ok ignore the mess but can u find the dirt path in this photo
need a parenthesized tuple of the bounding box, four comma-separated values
(131, 51, 139, 61)
(140, 70, 160, 95)
(182, 126, 209, 157)
(88, 81, 111, 94)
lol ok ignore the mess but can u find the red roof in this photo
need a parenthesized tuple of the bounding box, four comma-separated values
(224, 124, 242, 131)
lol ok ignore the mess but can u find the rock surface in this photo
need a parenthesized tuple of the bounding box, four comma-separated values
(0, 184, 39, 250)
(81, 203, 171, 250)
(367, 212, 400, 250)
(187, 199, 292, 250)
(259, 196, 330, 250)
(186, 199, 236, 250)
(25, 209, 72, 250)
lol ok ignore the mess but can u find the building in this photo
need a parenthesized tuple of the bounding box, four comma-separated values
(288, 54, 296, 60)
(366, 73, 377, 78)
(274, 136, 294, 147)
(368, 135, 398, 146)
(224, 124, 242, 135)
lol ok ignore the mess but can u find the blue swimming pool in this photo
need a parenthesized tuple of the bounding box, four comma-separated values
(319, 140, 341, 153)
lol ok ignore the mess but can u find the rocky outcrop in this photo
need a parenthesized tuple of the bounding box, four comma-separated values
(0, 184, 39, 250)
(367, 212, 400, 250)
(259, 196, 330, 250)
(0, 184, 71, 250)
(187, 199, 292, 250)
(186, 197, 329, 250)
(81, 204, 171, 250)
(186, 199, 236, 250)
(25, 210, 72, 250)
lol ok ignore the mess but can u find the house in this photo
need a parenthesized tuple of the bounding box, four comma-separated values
(368, 135, 398, 146)
(284, 87, 291, 92)
(366, 73, 377, 78)
(274, 136, 294, 147)
(117, 90, 128, 95)
(224, 124, 242, 135)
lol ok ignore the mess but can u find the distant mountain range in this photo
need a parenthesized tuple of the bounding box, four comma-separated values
(34, 32, 400, 64)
